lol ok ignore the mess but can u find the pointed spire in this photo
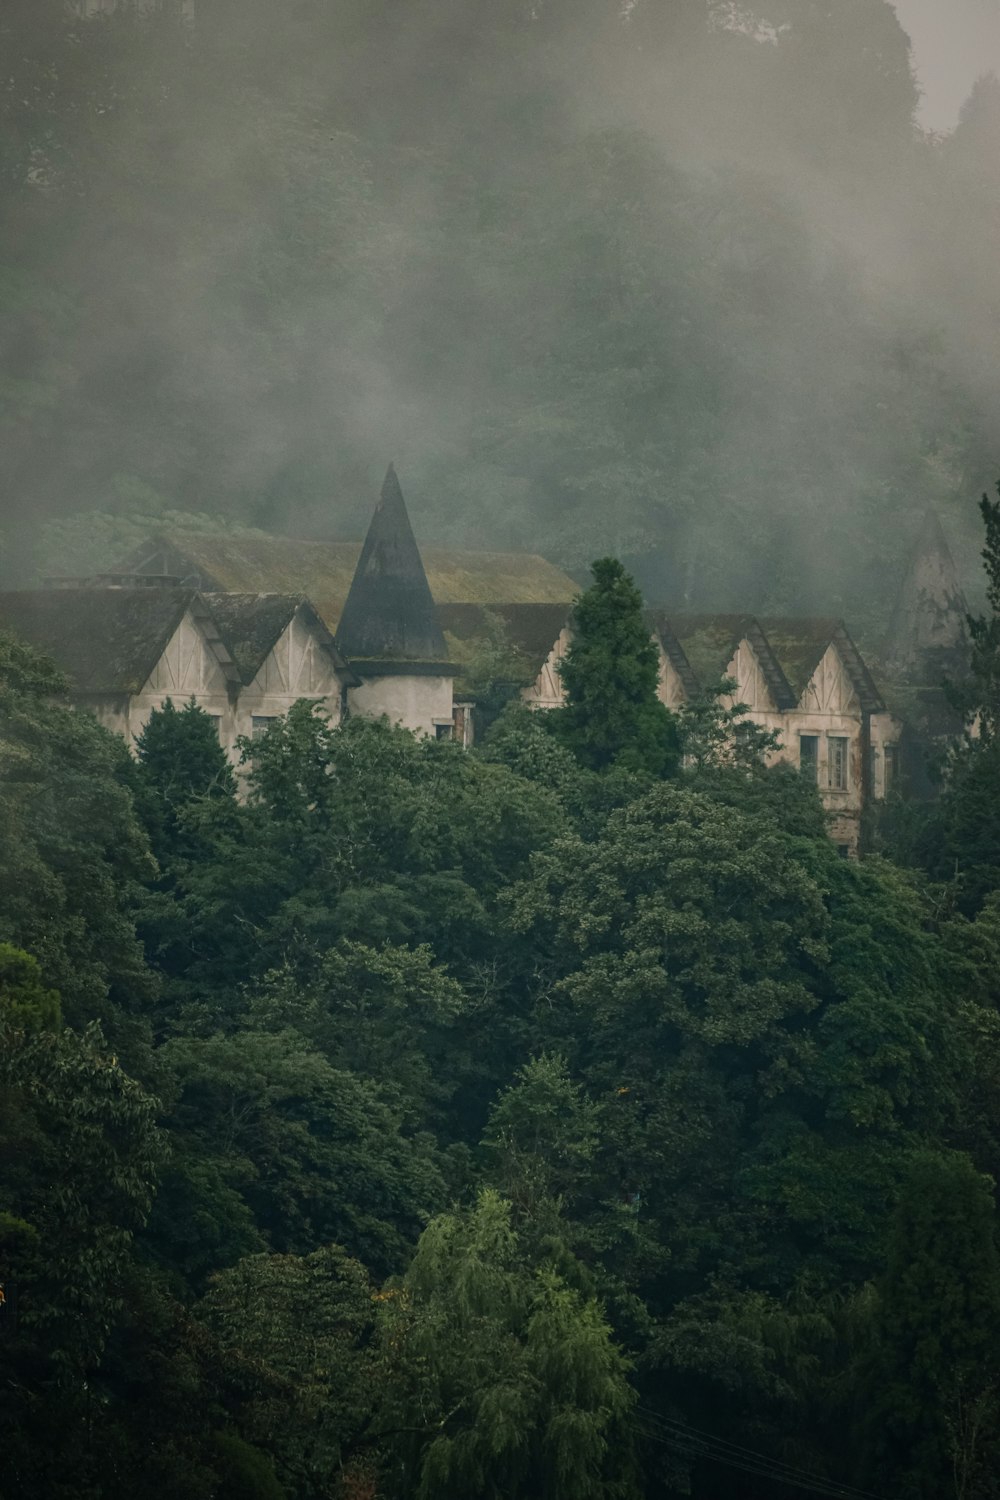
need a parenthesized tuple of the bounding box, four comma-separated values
(335, 465, 449, 666)
(885, 509, 969, 676)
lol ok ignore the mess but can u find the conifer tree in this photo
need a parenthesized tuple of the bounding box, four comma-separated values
(132, 697, 237, 866)
(908, 487, 1000, 911)
(553, 558, 680, 777)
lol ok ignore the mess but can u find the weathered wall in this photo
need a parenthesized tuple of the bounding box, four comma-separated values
(521, 626, 573, 710)
(347, 673, 454, 736)
(234, 611, 344, 746)
(123, 609, 236, 750)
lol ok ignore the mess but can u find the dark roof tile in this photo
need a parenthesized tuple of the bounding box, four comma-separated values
(0, 588, 199, 695)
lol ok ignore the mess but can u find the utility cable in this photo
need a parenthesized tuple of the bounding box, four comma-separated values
(632, 1406, 888, 1500)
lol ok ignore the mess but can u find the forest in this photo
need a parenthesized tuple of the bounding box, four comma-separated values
(4, 513, 1000, 1499)
(3, 0, 1000, 628)
(6, 2, 1000, 1496)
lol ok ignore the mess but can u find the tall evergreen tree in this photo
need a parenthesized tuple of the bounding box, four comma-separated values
(553, 558, 680, 777)
(904, 487, 1000, 912)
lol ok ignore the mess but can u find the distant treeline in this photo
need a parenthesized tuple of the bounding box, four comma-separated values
(3, 1, 1000, 626)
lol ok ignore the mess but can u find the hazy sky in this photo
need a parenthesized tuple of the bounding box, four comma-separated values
(893, 0, 1000, 130)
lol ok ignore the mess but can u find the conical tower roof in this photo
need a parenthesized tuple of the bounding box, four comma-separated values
(335, 465, 450, 670)
(885, 509, 969, 676)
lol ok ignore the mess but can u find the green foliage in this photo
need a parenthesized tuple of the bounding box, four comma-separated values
(153, 1027, 449, 1278)
(0, 1015, 162, 1493)
(376, 1190, 638, 1500)
(899, 487, 1000, 914)
(483, 1053, 600, 1224)
(198, 1247, 375, 1497)
(0, 632, 155, 1050)
(864, 1152, 1000, 1498)
(211, 1432, 286, 1500)
(249, 940, 466, 1125)
(552, 559, 680, 777)
(0, 941, 60, 1030)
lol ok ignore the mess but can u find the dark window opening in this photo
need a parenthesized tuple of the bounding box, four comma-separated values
(799, 734, 819, 781)
(251, 715, 276, 740)
(434, 722, 453, 742)
(884, 743, 899, 793)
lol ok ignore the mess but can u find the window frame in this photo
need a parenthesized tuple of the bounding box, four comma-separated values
(827, 735, 849, 792)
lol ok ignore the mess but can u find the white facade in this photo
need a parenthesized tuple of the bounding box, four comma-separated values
(347, 673, 454, 738)
(84, 601, 350, 764)
(234, 609, 345, 748)
(521, 617, 901, 854)
(521, 626, 573, 711)
(88, 605, 237, 748)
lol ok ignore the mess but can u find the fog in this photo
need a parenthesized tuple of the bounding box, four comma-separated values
(3, 0, 1000, 635)
(894, 0, 1000, 129)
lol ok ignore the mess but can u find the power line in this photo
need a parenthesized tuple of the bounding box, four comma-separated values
(632, 1406, 888, 1500)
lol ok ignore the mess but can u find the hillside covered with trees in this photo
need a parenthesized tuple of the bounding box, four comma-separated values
(3, 1, 1000, 626)
(5, 521, 1000, 1498)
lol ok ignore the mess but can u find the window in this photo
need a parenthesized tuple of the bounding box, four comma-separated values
(207, 713, 222, 743)
(251, 715, 276, 740)
(828, 736, 849, 791)
(434, 722, 453, 742)
(884, 743, 899, 795)
(799, 734, 819, 782)
(836, 843, 851, 860)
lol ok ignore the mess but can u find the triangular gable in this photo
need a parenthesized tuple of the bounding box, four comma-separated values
(523, 625, 572, 708)
(141, 598, 238, 697)
(757, 618, 884, 714)
(718, 635, 781, 714)
(248, 605, 348, 698)
(796, 641, 861, 716)
(650, 614, 796, 710)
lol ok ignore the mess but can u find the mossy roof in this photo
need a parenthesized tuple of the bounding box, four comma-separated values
(436, 603, 572, 674)
(754, 617, 846, 697)
(122, 530, 578, 632)
(650, 611, 885, 713)
(203, 593, 353, 685)
(0, 588, 198, 694)
(650, 613, 759, 691)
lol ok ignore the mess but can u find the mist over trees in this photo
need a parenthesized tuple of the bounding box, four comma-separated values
(2, 0, 1000, 624)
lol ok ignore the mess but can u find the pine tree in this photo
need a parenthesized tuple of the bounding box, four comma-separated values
(554, 558, 680, 777)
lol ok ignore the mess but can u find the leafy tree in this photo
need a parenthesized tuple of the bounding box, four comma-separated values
(153, 708, 566, 1014)
(552, 558, 680, 777)
(249, 939, 467, 1127)
(376, 1189, 638, 1500)
(0, 941, 60, 1030)
(0, 632, 155, 1052)
(150, 1028, 450, 1279)
(863, 1152, 1000, 1499)
(132, 697, 237, 866)
(0, 1013, 162, 1496)
(482, 1053, 600, 1226)
(197, 1246, 376, 1499)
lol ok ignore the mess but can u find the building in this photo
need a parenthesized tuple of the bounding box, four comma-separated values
(0, 466, 913, 851)
(435, 600, 899, 851)
(0, 468, 578, 757)
(652, 613, 899, 852)
(0, 580, 356, 757)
